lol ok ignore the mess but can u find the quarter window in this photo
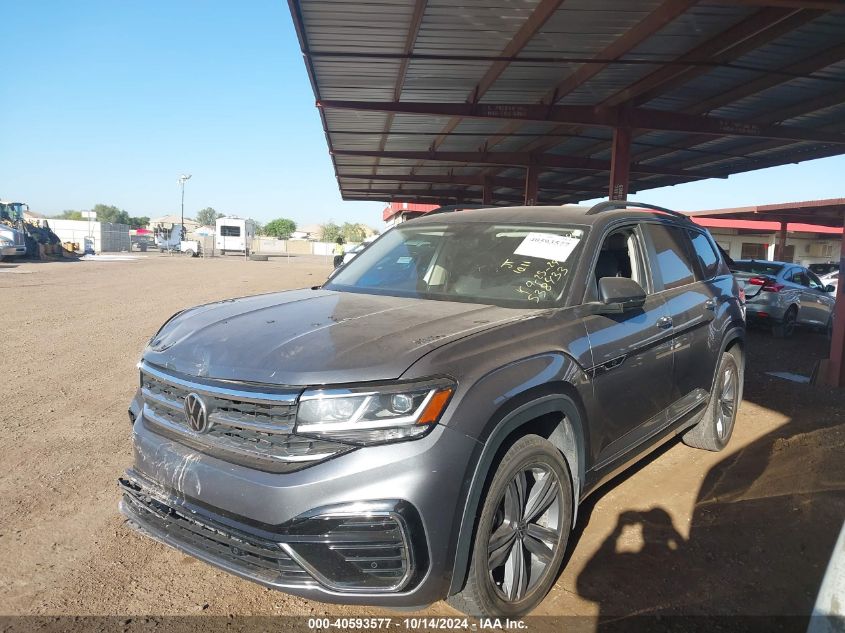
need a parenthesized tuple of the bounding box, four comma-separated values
(688, 230, 720, 280)
(220, 226, 241, 237)
(645, 224, 697, 290)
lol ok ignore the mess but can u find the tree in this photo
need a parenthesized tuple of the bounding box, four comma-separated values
(263, 218, 296, 239)
(319, 222, 341, 242)
(195, 207, 221, 227)
(128, 216, 149, 229)
(90, 204, 131, 225)
(341, 222, 367, 243)
(58, 210, 84, 221)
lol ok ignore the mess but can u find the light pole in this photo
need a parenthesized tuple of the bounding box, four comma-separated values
(178, 174, 192, 239)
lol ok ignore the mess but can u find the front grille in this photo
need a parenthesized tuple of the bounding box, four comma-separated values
(139, 363, 350, 472)
(119, 476, 314, 587)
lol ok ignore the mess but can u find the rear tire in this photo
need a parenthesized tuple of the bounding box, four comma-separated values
(448, 435, 572, 617)
(772, 306, 797, 338)
(682, 349, 742, 452)
(183, 249, 195, 257)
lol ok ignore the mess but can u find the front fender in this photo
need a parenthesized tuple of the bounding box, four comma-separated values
(441, 352, 592, 596)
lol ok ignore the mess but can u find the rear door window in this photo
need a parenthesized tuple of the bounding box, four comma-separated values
(788, 268, 809, 287)
(688, 230, 720, 280)
(644, 224, 697, 290)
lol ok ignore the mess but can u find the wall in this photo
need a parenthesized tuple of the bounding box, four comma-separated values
(706, 228, 839, 266)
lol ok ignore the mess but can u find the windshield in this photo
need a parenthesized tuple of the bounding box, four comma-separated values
(325, 222, 586, 308)
(730, 261, 784, 276)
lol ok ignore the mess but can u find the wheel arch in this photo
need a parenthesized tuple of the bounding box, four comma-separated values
(447, 383, 587, 597)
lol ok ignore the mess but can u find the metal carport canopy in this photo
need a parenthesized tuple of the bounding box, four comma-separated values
(288, 0, 845, 206)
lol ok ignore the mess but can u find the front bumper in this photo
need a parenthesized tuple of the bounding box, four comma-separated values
(122, 409, 479, 606)
(119, 471, 424, 595)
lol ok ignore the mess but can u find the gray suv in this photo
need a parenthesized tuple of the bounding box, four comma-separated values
(119, 202, 745, 616)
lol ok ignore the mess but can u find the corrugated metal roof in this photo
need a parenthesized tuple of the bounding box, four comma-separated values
(289, 0, 845, 207)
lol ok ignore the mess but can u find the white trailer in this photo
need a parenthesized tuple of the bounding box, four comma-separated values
(215, 217, 255, 255)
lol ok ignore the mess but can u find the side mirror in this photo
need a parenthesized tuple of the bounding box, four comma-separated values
(825, 284, 836, 294)
(596, 277, 647, 313)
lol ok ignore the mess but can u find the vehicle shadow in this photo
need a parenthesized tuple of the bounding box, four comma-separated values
(573, 329, 845, 630)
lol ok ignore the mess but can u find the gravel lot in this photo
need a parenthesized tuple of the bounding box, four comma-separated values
(1, 254, 842, 625)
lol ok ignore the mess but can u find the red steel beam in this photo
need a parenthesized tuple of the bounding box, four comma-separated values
(338, 172, 606, 194)
(610, 127, 633, 200)
(603, 7, 820, 107)
(542, 0, 697, 106)
(688, 40, 845, 115)
(320, 100, 845, 144)
(372, 0, 428, 176)
(474, 0, 699, 157)
(331, 149, 713, 178)
(524, 166, 540, 205)
(427, 0, 567, 154)
(342, 192, 529, 204)
(572, 37, 845, 169)
(709, 0, 845, 9)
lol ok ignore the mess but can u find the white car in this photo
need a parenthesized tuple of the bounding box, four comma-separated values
(820, 271, 838, 294)
(342, 243, 366, 264)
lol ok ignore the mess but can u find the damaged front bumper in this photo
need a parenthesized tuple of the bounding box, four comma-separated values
(118, 470, 428, 600)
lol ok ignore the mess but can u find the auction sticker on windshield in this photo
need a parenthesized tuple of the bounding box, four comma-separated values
(514, 231, 582, 262)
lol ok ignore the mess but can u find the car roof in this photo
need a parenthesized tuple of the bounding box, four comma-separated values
(734, 259, 793, 267)
(405, 204, 690, 228)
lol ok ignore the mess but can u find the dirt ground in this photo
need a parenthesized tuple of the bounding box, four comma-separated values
(1, 254, 843, 627)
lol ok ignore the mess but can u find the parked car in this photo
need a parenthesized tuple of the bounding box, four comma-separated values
(342, 242, 367, 264)
(119, 202, 745, 616)
(809, 262, 839, 278)
(820, 270, 839, 295)
(730, 259, 836, 337)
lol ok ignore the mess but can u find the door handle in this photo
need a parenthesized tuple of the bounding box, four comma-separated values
(656, 316, 673, 329)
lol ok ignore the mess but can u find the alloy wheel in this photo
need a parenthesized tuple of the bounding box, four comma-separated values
(716, 364, 737, 440)
(487, 465, 563, 602)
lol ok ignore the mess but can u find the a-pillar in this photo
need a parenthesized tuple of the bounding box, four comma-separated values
(524, 166, 539, 206)
(609, 127, 632, 201)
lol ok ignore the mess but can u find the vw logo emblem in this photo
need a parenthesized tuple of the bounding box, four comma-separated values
(184, 393, 210, 433)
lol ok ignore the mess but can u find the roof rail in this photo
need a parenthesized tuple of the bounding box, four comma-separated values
(586, 200, 690, 221)
(426, 203, 490, 216)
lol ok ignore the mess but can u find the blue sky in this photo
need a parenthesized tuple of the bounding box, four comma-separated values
(1, 1, 843, 228)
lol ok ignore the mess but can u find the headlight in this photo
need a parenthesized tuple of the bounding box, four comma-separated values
(0, 239, 12, 247)
(295, 379, 455, 446)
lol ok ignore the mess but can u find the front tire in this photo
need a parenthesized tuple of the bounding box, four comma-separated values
(449, 435, 572, 617)
(682, 349, 742, 451)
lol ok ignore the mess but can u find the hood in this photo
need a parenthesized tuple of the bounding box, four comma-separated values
(143, 289, 537, 386)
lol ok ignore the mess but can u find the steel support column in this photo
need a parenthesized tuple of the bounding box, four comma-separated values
(524, 166, 539, 205)
(609, 127, 632, 200)
(482, 177, 493, 205)
(776, 222, 788, 260)
(827, 215, 845, 387)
